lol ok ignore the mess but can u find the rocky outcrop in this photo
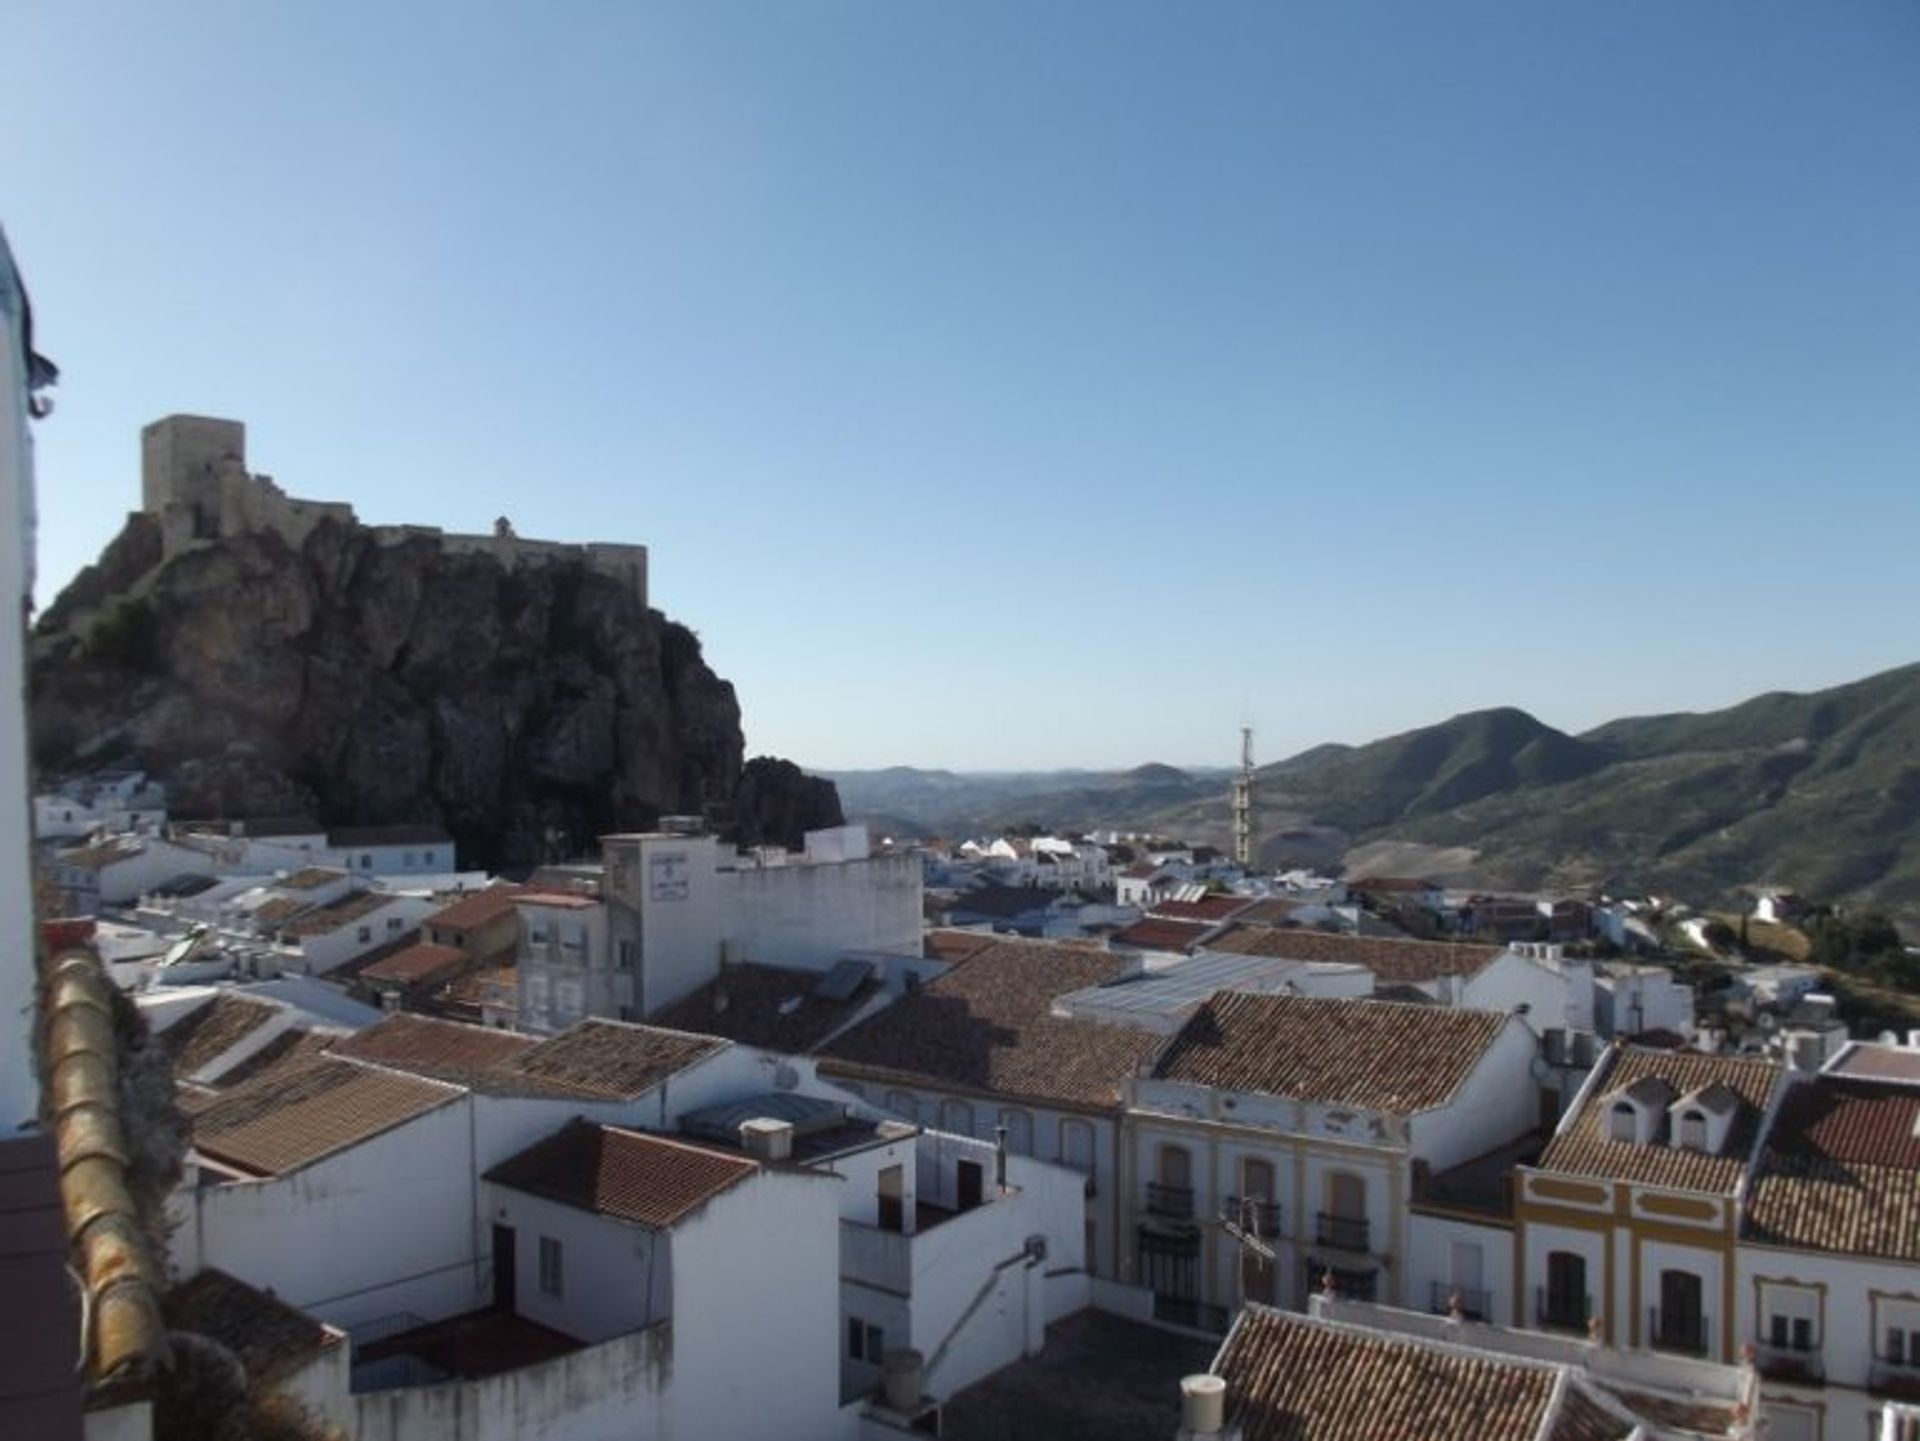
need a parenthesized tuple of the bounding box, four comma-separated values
(726, 757, 846, 851)
(33, 513, 835, 869)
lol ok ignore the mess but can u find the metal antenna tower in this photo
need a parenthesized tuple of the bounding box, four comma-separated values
(1232, 726, 1256, 870)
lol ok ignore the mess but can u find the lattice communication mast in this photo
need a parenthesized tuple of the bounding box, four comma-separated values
(1232, 726, 1256, 869)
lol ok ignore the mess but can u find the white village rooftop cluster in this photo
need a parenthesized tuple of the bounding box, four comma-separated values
(8, 379, 1920, 1436)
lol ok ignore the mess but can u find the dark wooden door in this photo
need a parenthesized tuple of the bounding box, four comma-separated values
(492, 1224, 516, 1310)
(958, 1159, 985, 1210)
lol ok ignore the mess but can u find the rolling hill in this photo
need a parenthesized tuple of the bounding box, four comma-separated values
(824, 662, 1920, 930)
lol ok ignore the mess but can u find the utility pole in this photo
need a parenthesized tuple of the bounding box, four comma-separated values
(1232, 726, 1256, 870)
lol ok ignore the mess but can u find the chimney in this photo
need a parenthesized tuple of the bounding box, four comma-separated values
(738, 1117, 793, 1162)
(1178, 1374, 1227, 1437)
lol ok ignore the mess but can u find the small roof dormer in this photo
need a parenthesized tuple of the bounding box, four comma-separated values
(1668, 1082, 1739, 1155)
(1605, 1075, 1674, 1145)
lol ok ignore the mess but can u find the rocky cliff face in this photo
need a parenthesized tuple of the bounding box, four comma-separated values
(32, 513, 841, 867)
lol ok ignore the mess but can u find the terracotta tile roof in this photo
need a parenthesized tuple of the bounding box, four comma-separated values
(1536, 1046, 1782, 1195)
(505, 1019, 727, 1100)
(190, 1056, 463, 1176)
(1154, 993, 1510, 1113)
(209, 1027, 339, 1089)
(159, 993, 279, 1078)
(330, 1013, 538, 1087)
(1829, 1042, 1920, 1083)
(361, 940, 468, 986)
(1594, 1385, 1740, 1436)
(1204, 925, 1500, 983)
(485, 1119, 756, 1229)
(947, 883, 1055, 920)
(1744, 1076, 1920, 1259)
(925, 928, 999, 965)
(651, 963, 875, 1053)
(40, 948, 168, 1383)
(819, 938, 1162, 1111)
(1112, 917, 1212, 952)
(165, 1268, 341, 1383)
(513, 890, 600, 910)
(1546, 1386, 1636, 1441)
(250, 895, 313, 927)
(281, 890, 402, 937)
(53, 838, 145, 870)
(280, 866, 347, 891)
(1148, 896, 1254, 924)
(1225, 897, 1303, 927)
(1210, 1305, 1560, 1441)
(425, 884, 526, 933)
(1121, 861, 1162, 880)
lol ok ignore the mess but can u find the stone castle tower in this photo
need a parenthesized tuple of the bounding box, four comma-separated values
(137, 414, 646, 603)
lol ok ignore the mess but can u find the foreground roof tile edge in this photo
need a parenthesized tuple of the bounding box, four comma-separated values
(41, 946, 169, 1382)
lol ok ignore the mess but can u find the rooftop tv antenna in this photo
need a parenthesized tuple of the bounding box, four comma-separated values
(1232, 726, 1256, 870)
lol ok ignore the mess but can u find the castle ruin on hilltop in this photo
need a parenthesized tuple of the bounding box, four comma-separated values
(139, 414, 648, 603)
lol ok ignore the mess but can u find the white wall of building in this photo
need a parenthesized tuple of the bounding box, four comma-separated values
(1459, 949, 1595, 1035)
(1406, 1212, 1516, 1326)
(668, 1167, 848, 1440)
(282, 894, 436, 975)
(1408, 1020, 1540, 1174)
(353, 1324, 677, 1441)
(830, 1075, 1118, 1279)
(176, 1096, 483, 1331)
(486, 1184, 670, 1342)
(0, 233, 37, 1129)
(720, 852, 922, 975)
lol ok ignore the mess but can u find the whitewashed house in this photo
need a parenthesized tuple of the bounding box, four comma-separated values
(328, 824, 457, 876)
(1736, 1040, 1920, 1441)
(820, 936, 1163, 1287)
(271, 888, 438, 975)
(51, 833, 216, 911)
(1124, 993, 1540, 1330)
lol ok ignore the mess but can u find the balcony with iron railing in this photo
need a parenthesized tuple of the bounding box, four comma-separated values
(1648, 1307, 1709, 1357)
(1871, 1352, 1920, 1400)
(1535, 1287, 1591, 1334)
(1315, 1211, 1369, 1253)
(1145, 1181, 1195, 1221)
(1221, 1195, 1282, 1239)
(1752, 1337, 1823, 1385)
(1430, 1281, 1491, 1322)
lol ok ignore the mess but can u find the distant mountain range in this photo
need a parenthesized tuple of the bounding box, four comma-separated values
(824, 661, 1920, 930)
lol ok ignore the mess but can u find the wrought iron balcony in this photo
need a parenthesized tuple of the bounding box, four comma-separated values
(1315, 1211, 1370, 1252)
(1753, 1339, 1823, 1384)
(1871, 1354, 1920, 1399)
(1222, 1195, 1282, 1238)
(1535, 1287, 1590, 1333)
(1430, 1281, 1491, 1321)
(1648, 1307, 1709, 1356)
(1145, 1181, 1195, 1221)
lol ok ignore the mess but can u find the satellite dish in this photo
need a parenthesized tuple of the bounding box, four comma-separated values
(773, 1063, 800, 1092)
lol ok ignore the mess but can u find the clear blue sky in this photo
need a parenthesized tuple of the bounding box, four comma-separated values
(11, 3, 1919, 771)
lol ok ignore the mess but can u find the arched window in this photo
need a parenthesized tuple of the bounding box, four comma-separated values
(1609, 1101, 1637, 1143)
(1060, 1119, 1095, 1176)
(940, 1098, 976, 1135)
(1326, 1170, 1364, 1218)
(1676, 1109, 1708, 1152)
(998, 1109, 1034, 1156)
